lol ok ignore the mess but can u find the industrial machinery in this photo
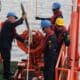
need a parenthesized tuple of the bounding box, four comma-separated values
(13, 30, 45, 80)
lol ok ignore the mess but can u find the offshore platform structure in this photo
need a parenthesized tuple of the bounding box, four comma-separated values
(0, 0, 80, 80)
(13, 0, 80, 80)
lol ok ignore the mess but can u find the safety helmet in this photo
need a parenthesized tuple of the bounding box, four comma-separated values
(55, 17, 64, 26)
(52, 2, 61, 10)
(41, 20, 51, 28)
(7, 12, 18, 19)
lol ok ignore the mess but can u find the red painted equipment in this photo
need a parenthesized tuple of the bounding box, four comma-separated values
(13, 30, 45, 80)
(17, 30, 44, 55)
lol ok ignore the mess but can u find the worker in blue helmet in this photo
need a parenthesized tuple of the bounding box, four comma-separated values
(7, 12, 18, 19)
(36, 2, 63, 26)
(0, 12, 27, 80)
(41, 20, 58, 80)
(51, 2, 63, 25)
(41, 20, 51, 28)
(52, 2, 61, 11)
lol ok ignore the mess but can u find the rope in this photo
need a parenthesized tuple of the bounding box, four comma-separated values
(20, 1, 31, 80)
(26, 0, 32, 79)
(26, 30, 32, 80)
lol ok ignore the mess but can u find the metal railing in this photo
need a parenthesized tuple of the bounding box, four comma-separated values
(55, 44, 71, 80)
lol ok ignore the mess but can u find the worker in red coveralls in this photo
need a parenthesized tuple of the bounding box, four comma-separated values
(41, 20, 58, 80)
(54, 17, 70, 54)
(0, 12, 26, 80)
(53, 18, 70, 76)
(36, 2, 63, 25)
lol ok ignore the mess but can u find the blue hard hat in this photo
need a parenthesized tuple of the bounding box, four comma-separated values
(7, 12, 18, 19)
(52, 2, 61, 10)
(41, 20, 51, 28)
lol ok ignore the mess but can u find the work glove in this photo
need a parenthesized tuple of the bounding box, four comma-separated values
(22, 13, 26, 19)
